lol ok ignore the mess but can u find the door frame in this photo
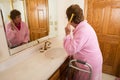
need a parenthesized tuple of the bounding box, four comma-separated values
(84, 0, 88, 20)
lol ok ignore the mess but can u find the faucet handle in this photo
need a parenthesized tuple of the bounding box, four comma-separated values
(46, 40, 51, 47)
(39, 47, 44, 53)
(44, 40, 51, 50)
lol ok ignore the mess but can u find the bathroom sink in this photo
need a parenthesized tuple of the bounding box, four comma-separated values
(44, 47, 67, 59)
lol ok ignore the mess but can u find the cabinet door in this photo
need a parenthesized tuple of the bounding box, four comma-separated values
(26, 0, 49, 41)
(86, 0, 120, 76)
(49, 58, 69, 80)
(49, 69, 60, 80)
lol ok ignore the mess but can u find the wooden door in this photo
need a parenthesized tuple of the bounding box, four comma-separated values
(86, 0, 120, 76)
(26, 0, 49, 41)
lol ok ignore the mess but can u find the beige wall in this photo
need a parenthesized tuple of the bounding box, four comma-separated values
(48, 0, 58, 38)
(57, 0, 84, 39)
(0, 11, 9, 62)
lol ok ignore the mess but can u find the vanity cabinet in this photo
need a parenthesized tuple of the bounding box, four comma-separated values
(49, 57, 69, 80)
(48, 69, 60, 80)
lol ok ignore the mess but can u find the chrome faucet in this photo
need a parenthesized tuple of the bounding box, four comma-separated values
(44, 40, 51, 50)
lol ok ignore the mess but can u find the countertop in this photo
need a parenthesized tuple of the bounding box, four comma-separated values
(0, 37, 68, 80)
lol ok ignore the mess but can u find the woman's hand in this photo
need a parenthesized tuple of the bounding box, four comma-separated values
(10, 21, 16, 31)
(65, 23, 71, 36)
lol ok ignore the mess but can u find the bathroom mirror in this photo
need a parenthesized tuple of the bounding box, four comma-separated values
(0, 0, 30, 49)
(0, 0, 58, 55)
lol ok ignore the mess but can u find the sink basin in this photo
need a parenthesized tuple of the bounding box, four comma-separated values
(44, 47, 66, 59)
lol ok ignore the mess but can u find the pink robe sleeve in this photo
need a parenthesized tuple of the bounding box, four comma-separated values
(5, 24, 17, 44)
(23, 23, 30, 43)
(64, 31, 89, 55)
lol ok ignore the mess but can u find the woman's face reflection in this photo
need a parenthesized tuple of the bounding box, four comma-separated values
(13, 15, 21, 24)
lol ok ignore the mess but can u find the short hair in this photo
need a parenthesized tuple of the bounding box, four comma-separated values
(10, 9, 21, 20)
(66, 4, 84, 24)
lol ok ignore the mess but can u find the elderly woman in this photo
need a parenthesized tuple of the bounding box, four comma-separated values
(64, 4, 103, 80)
(5, 9, 29, 48)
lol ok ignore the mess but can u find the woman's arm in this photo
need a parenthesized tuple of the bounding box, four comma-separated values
(5, 22, 17, 43)
(64, 29, 89, 55)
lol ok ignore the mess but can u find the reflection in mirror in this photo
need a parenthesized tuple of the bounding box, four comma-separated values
(0, 0, 30, 49)
(5, 9, 30, 48)
(12, 0, 26, 22)
(26, 0, 49, 41)
(0, 0, 11, 24)
(0, 0, 58, 55)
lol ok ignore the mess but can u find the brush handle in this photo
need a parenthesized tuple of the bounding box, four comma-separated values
(69, 13, 74, 23)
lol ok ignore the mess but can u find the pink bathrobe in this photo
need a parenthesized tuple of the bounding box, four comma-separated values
(5, 21, 30, 48)
(64, 20, 103, 80)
